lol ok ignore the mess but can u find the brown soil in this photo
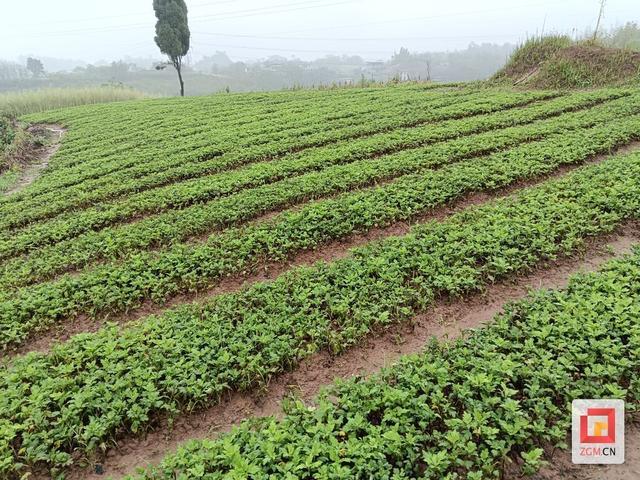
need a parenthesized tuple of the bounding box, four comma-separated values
(506, 418, 640, 480)
(514, 67, 541, 86)
(3, 124, 65, 196)
(9, 141, 640, 362)
(57, 223, 640, 480)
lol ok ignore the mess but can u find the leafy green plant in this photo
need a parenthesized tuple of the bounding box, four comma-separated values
(2, 101, 640, 348)
(2, 84, 640, 478)
(131, 247, 640, 479)
(1, 150, 640, 477)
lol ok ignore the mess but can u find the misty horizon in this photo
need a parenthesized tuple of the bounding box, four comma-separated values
(1, 0, 638, 66)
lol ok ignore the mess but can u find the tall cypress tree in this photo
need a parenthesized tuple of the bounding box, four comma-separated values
(153, 0, 190, 97)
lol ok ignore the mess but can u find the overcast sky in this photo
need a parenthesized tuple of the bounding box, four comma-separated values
(1, 0, 638, 64)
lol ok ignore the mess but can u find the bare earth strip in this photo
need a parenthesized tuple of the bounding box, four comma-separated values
(11, 142, 640, 360)
(551, 424, 640, 480)
(506, 419, 640, 480)
(55, 223, 640, 480)
(3, 125, 65, 196)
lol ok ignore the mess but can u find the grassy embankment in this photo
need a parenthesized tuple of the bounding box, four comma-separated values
(495, 35, 640, 88)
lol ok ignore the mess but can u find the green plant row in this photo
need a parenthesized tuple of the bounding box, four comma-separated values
(15, 87, 426, 192)
(0, 90, 549, 230)
(132, 247, 640, 480)
(2, 90, 533, 221)
(15, 87, 482, 197)
(12, 93, 557, 221)
(0, 97, 554, 248)
(25, 92, 540, 191)
(23, 83, 462, 160)
(31, 83, 443, 151)
(2, 113, 640, 349)
(60, 86, 469, 158)
(0, 94, 637, 270)
(0, 88, 482, 212)
(48, 87, 433, 171)
(25, 85, 423, 162)
(2, 150, 640, 478)
(5, 86, 442, 203)
(52, 84, 463, 157)
(0, 92, 602, 240)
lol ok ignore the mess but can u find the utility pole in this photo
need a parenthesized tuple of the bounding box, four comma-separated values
(593, 0, 606, 42)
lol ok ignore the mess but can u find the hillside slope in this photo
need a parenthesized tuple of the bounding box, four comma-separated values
(2, 85, 640, 479)
(495, 35, 640, 88)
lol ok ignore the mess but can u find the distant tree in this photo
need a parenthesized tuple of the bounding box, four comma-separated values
(605, 22, 640, 50)
(152, 0, 190, 96)
(194, 51, 233, 73)
(393, 47, 412, 62)
(26, 57, 45, 78)
(109, 61, 132, 81)
(0, 60, 30, 81)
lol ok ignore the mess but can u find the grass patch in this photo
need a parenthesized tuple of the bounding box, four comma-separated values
(0, 86, 145, 117)
(0, 167, 20, 194)
(0, 119, 48, 172)
(0, 116, 13, 172)
(495, 35, 573, 80)
(534, 44, 640, 88)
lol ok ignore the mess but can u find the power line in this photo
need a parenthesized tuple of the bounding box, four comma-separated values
(192, 31, 524, 42)
(190, 0, 362, 22)
(192, 40, 403, 55)
(24, 0, 244, 26)
(190, 0, 248, 7)
(274, 0, 576, 35)
(0, 0, 361, 39)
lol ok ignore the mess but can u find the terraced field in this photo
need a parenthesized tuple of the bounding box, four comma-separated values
(1, 83, 640, 479)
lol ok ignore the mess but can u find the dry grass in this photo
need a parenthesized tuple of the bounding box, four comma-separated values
(533, 44, 640, 89)
(495, 35, 573, 80)
(494, 35, 640, 89)
(0, 86, 146, 117)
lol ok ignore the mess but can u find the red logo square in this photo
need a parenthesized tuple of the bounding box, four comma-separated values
(580, 408, 616, 444)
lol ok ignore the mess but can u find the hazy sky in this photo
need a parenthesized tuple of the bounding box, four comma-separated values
(1, 0, 638, 64)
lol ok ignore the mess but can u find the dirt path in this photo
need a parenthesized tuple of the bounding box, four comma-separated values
(3, 124, 65, 196)
(57, 223, 640, 480)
